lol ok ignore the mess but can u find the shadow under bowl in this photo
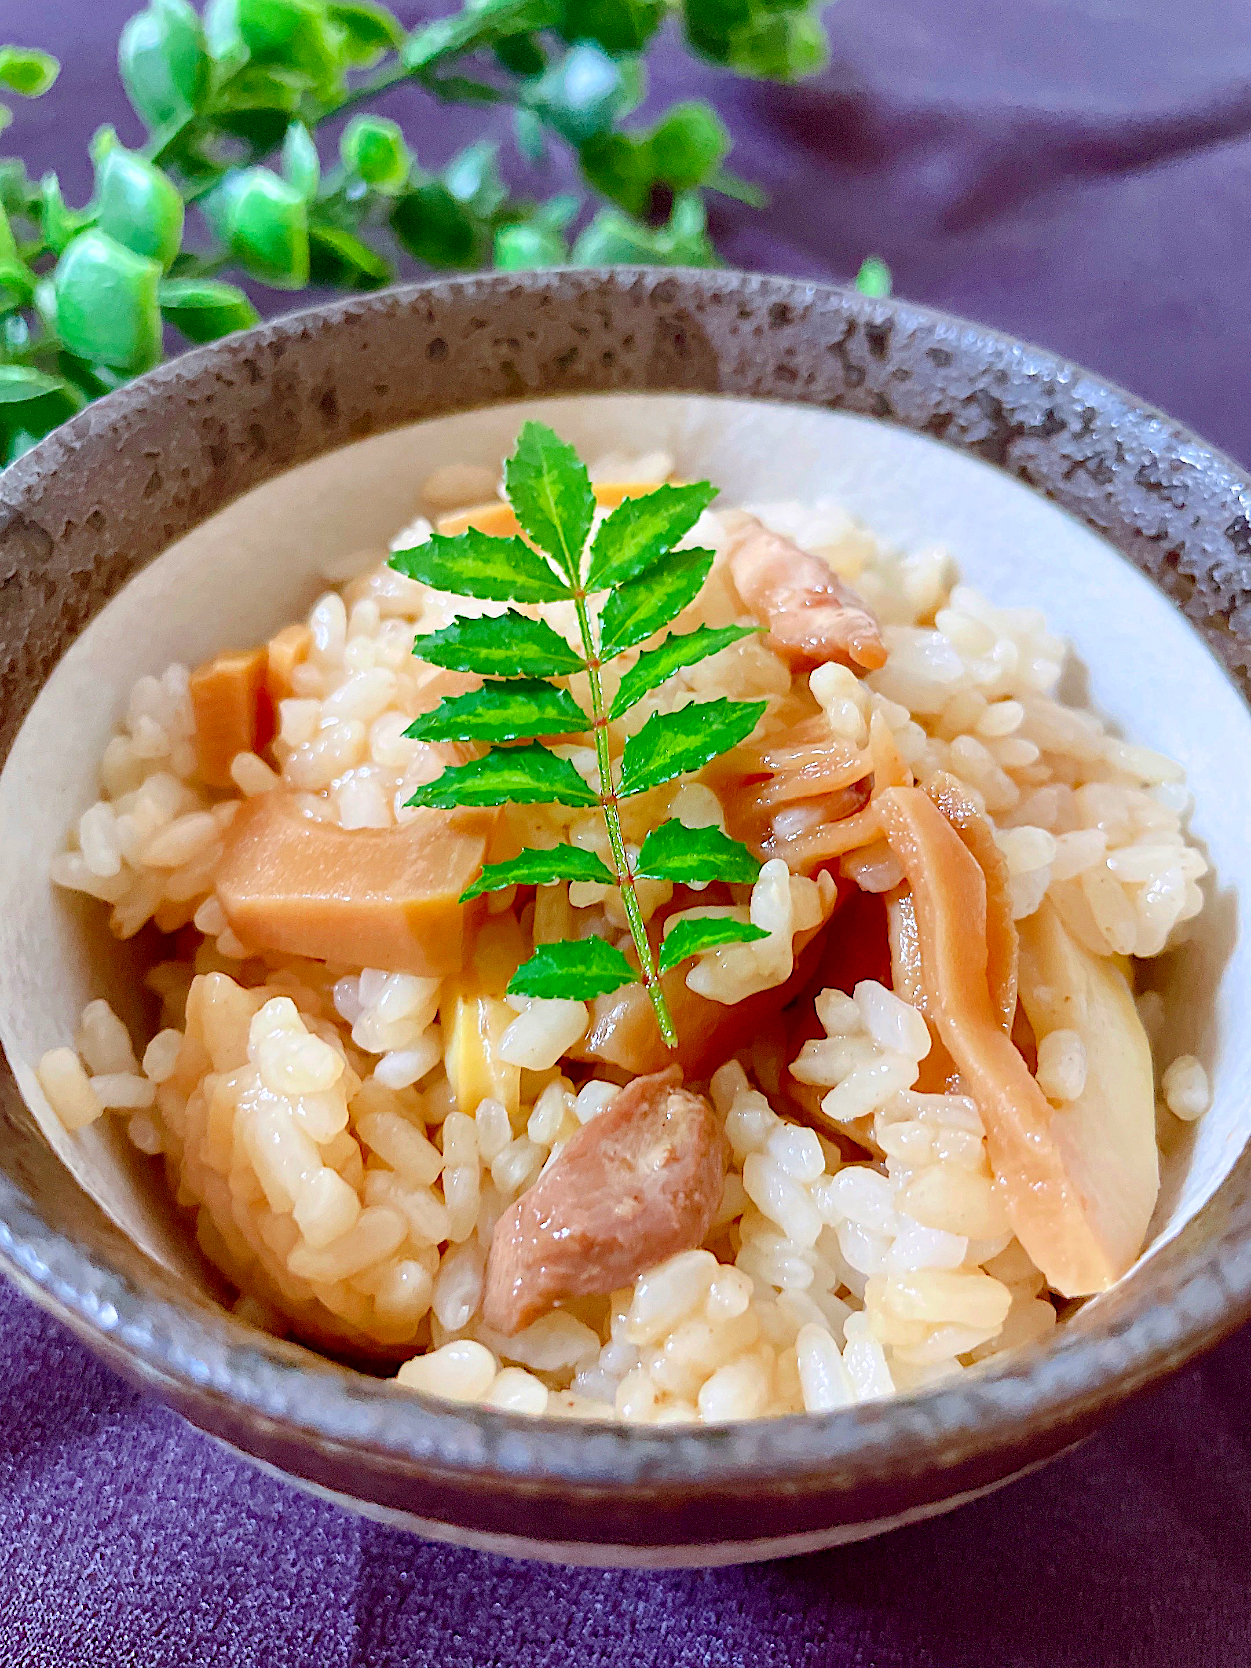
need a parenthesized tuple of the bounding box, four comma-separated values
(1, 268, 1250, 1567)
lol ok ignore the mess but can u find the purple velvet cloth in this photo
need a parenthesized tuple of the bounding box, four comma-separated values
(5, 2, 1251, 1660)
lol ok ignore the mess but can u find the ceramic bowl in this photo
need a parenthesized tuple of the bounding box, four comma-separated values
(1, 269, 1250, 1568)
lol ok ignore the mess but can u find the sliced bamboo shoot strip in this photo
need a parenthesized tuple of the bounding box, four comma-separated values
(925, 770, 1018, 1031)
(1017, 898, 1158, 1289)
(884, 885, 960, 1093)
(877, 785, 1124, 1296)
(436, 482, 670, 540)
(781, 802, 881, 869)
(885, 886, 925, 1010)
(867, 710, 912, 796)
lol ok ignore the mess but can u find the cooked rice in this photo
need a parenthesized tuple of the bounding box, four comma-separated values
(37, 451, 1211, 1422)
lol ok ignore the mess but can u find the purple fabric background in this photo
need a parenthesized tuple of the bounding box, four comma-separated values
(4, 2, 1251, 1661)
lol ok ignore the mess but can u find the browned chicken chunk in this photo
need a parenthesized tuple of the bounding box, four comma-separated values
(482, 1066, 729, 1334)
(722, 510, 887, 673)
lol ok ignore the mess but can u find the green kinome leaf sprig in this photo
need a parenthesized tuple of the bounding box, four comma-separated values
(389, 421, 770, 1049)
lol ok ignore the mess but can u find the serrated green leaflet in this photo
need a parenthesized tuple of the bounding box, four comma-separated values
(398, 427, 780, 1048)
(504, 420, 595, 583)
(609, 623, 757, 718)
(411, 610, 585, 678)
(390, 528, 571, 604)
(406, 744, 597, 808)
(507, 936, 638, 1000)
(9, 0, 839, 1038)
(657, 915, 769, 974)
(585, 480, 719, 590)
(618, 698, 766, 797)
(636, 819, 761, 884)
(406, 680, 588, 744)
(460, 845, 616, 901)
(597, 546, 714, 659)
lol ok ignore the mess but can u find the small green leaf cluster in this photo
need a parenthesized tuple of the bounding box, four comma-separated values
(854, 254, 892, 299)
(0, 0, 840, 467)
(389, 422, 769, 1039)
(0, 47, 59, 137)
(682, 0, 829, 80)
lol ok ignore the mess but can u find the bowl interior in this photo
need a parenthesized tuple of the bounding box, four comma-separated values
(2, 390, 1247, 1317)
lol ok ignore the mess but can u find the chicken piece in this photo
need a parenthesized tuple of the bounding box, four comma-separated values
(877, 785, 1142, 1296)
(482, 1066, 728, 1334)
(215, 794, 496, 975)
(189, 646, 273, 789)
(266, 624, 312, 705)
(1017, 898, 1158, 1283)
(722, 510, 887, 673)
(925, 770, 1017, 1031)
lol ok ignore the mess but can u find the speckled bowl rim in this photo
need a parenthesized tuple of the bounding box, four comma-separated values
(2, 268, 1250, 1534)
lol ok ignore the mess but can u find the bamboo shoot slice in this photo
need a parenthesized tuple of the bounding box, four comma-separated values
(877, 785, 1130, 1295)
(1017, 897, 1158, 1287)
(266, 624, 312, 705)
(189, 647, 272, 789)
(925, 770, 1018, 1031)
(436, 482, 671, 539)
(216, 795, 496, 975)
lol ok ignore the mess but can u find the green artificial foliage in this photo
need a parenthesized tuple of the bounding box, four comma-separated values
(0, 1, 867, 466)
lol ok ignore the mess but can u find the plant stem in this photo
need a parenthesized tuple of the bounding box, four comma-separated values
(570, 588, 678, 1051)
(173, 250, 230, 280)
(147, 116, 196, 169)
(149, 58, 413, 183)
(308, 60, 411, 128)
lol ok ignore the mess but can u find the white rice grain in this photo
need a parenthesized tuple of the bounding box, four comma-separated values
(796, 1323, 855, 1412)
(77, 1000, 137, 1076)
(1036, 1029, 1087, 1103)
(1162, 1054, 1211, 1121)
(37, 1048, 104, 1130)
(499, 998, 589, 1070)
(397, 1339, 497, 1401)
(89, 1072, 156, 1111)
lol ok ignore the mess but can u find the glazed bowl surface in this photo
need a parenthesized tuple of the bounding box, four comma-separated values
(1, 268, 1250, 1566)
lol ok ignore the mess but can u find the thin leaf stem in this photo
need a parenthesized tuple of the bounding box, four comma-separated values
(571, 587, 677, 1050)
(147, 116, 197, 169)
(172, 250, 231, 280)
(308, 60, 412, 128)
(148, 60, 413, 197)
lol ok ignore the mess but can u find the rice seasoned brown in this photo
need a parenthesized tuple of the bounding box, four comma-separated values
(36, 450, 1211, 1423)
